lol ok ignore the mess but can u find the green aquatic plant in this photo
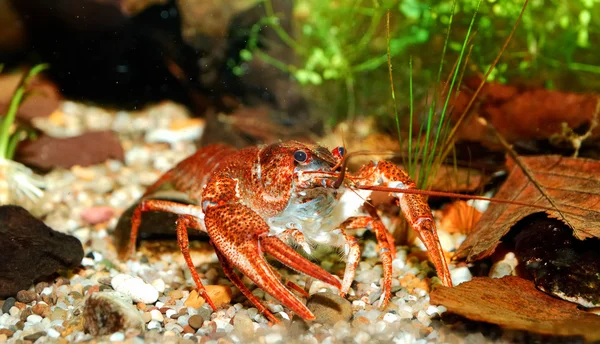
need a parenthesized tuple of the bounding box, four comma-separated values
(0, 64, 48, 204)
(235, 0, 599, 122)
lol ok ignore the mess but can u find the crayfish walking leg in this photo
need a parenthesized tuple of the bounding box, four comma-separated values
(353, 161, 453, 291)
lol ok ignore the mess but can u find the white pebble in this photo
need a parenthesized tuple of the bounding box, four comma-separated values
(9, 306, 19, 317)
(41, 286, 53, 296)
(451, 266, 473, 285)
(151, 279, 165, 293)
(111, 274, 159, 304)
(47, 328, 61, 338)
(416, 310, 431, 326)
(150, 309, 164, 322)
(166, 309, 177, 319)
(27, 314, 43, 324)
(147, 320, 161, 330)
(109, 332, 125, 341)
(425, 305, 439, 316)
(264, 333, 282, 344)
(383, 313, 400, 323)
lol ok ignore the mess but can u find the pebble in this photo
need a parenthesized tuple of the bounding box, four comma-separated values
(0, 329, 14, 337)
(306, 292, 353, 325)
(111, 274, 159, 304)
(32, 303, 50, 317)
(184, 290, 205, 308)
(27, 314, 43, 324)
(46, 328, 61, 338)
(23, 331, 46, 341)
(169, 290, 184, 299)
(109, 332, 125, 341)
(150, 309, 164, 322)
(206, 285, 233, 307)
(1, 297, 15, 314)
(83, 291, 145, 336)
(16, 290, 38, 303)
(188, 314, 204, 329)
(450, 266, 473, 286)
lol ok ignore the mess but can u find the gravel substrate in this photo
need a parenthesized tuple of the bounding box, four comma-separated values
(1, 101, 503, 344)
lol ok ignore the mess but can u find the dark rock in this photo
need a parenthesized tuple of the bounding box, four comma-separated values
(306, 292, 353, 325)
(16, 290, 37, 303)
(23, 331, 46, 342)
(15, 131, 124, 170)
(514, 214, 600, 307)
(0, 205, 84, 298)
(1, 297, 16, 314)
(83, 291, 145, 336)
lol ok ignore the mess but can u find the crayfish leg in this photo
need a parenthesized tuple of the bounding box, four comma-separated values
(354, 161, 453, 288)
(128, 199, 205, 258)
(176, 215, 218, 311)
(213, 248, 281, 324)
(205, 204, 342, 321)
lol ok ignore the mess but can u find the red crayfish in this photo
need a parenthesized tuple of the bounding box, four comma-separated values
(126, 141, 452, 323)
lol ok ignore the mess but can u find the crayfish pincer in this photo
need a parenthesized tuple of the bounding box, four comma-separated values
(125, 141, 451, 323)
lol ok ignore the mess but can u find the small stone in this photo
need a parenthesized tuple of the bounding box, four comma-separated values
(169, 290, 183, 300)
(150, 309, 164, 322)
(81, 206, 115, 225)
(152, 279, 165, 293)
(0, 328, 14, 337)
(205, 285, 232, 308)
(23, 331, 46, 341)
(83, 291, 145, 336)
(16, 290, 38, 303)
(32, 303, 50, 317)
(147, 320, 161, 330)
(111, 274, 158, 304)
(166, 309, 177, 319)
(188, 314, 204, 329)
(306, 292, 353, 325)
(182, 325, 195, 334)
(35, 282, 50, 294)
(1, 297, 15, 314)
(109, 332, 125, 341)
(451, 266, 473, 286)
(184, 290, 205, 308)
(50, 307, 67, 321)
(46, 328, 61, 338)
(137, 302, 147, 311)
(27, 314, 43, 324)
(9, 306, 19, 316)
(142, 312, 152, 323)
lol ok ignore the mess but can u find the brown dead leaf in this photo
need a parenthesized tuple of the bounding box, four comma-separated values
(455, 155, 600, 262)
(430, 276, 600, 341)
(450, 76, 600, 150)
(439, 201, 482, 234)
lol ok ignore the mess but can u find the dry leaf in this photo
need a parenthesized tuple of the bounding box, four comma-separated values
(455, 155, 600, 262)
(430, 276, 600, 342)
(450, 76, 600, 149)
(439, 201, 482, 234)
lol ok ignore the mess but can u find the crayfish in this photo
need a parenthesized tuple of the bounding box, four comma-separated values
(126, 141, 452, 323)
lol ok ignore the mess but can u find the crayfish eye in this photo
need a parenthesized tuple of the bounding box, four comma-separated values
(293, 150, 309, 163)
(332, 146, 345, 159)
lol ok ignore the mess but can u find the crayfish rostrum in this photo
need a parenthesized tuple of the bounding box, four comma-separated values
(126, 141, 451, 323)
